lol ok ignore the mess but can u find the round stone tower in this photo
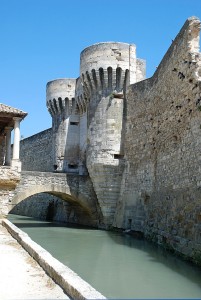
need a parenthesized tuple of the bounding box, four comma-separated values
(46, 78, 79, 172)
(78, 42, 146, 227)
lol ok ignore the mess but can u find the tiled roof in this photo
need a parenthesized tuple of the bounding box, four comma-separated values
(0, 103, 27, 118)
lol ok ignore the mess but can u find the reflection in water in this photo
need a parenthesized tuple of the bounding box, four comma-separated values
(8, 214, 201, 299)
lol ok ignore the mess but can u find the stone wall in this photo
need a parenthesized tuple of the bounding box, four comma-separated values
(114, 17, 201, 265)
(11, 17, 201, 265)
(0, 166, 20, 219)
(46, 79, 80, 173)
(20, 128, 53, 172)
(10, 171, 102, 227)
(11, 194, 72, 222)
(11, 192, 100, 225)
(86, 93, 125, 226)
(80, 42, 146, 227)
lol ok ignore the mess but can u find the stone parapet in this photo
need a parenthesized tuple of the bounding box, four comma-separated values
(46, 78, 76, 116)
(20, 129, 53, 172)
(9, 171, 102, 227)
(0, 166, 20, 188)
(3, 219, 106, 300)
(79, 42, 145, 111)
(80, 42, 137, 82)
(0, 166, 20, 220)
(114, 16, 201, 265)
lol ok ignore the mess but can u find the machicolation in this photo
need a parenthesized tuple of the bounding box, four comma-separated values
(7, 16, 201, 266)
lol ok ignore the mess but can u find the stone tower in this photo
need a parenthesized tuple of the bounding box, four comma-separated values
(79, 42, 146, 226)
(46, 42, 145, 227)
(46, 78, 79, 173)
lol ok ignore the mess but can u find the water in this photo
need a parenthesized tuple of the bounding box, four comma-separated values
(8, 214, 201, 299)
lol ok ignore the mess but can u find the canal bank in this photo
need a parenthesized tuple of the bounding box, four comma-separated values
(8, 214, 201, 299)
(2, 218, 106, 300)
(0, 222, 69, 300)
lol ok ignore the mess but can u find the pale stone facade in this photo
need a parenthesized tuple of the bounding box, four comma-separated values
(19, 128, 53, 171)
(114, 17, 201, 264)
(44, 42, 146, 226)
(0, 104, 27, 219)
(15, 17, 201, 265)
(10, 171, 102, 227)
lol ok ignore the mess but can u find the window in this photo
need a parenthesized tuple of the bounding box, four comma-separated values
(70, 121, 79, 125)
(68, 164, 78, 169)
(114, 154, 124, 159)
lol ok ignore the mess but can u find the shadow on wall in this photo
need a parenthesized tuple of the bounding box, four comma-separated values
(10, 192, 97, 227)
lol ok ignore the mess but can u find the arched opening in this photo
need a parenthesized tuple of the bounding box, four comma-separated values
(123, 69, 130, 94)
(9, 186, 100, 227)
(99, 68, 104, 89)
(107, 67, 113, 91)
(58, 97, 63, 112)
(49, 100, 56, 115)
(92, 69, 98, 89)
(116, 67, 122, 92)
(86, 71, 93, 92)
(53, 99, 58, 114)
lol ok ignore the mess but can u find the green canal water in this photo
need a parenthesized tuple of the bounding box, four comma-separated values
(8, 214, 201, 299)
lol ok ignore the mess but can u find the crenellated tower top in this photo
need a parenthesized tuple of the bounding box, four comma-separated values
(46, 78, 76, 117)
(80, 42, 136, 81)
(78, 42, 145, 113)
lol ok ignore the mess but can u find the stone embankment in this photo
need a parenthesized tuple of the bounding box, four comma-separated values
(2, 219, 106, 300)
(0, 222, 69, 299)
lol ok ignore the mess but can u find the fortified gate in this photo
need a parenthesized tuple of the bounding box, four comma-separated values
(1, 17, 201, 265)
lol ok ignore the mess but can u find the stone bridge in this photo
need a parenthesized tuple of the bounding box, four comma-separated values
(9, 171, 102, 227)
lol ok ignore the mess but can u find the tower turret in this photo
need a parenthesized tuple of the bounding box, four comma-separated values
(46, 78, 79, 172)
(79, 42, 145, 110)
(78, 42, 146, 227)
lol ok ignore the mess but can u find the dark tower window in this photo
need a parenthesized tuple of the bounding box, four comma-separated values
(68, 164, 78, 169)
(70, 121, 79, 125)
(114, 154, 124, 159)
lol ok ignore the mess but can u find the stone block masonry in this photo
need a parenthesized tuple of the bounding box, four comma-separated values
(3, 219, 106, 300)
(0, 222, 69, 299)
(80, 42, 145, 226)
(0, 166, 20, 219)
(20, 128, 53, 172)
(14, 16, 201, 265)
(114, 17, 201, 265)
(10, 171, 103, 227)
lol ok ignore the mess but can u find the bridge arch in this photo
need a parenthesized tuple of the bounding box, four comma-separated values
(9, 171, 103, 227)
(10, 184, 92, 214)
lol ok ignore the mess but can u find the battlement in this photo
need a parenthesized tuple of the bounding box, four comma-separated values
(46, 78, 76, 116)
(15, 17, 201, 263)
(80, 43, 135, 102)
(81, 67, 129, 98)
(76, 42, 145, 112)
(80, 42, 136, 77)
(75, 77, 85, 114)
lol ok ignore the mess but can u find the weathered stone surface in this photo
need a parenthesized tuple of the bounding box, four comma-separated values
(0, 166, 20, 187)
(80, 42, 145, 226)
(3, 219, 106, 300)
(20, 128, 53, 172)
(0, 223, 69, 299)
(13, 16, 201, 265)
(10, 171, 103, 227)
(0, 166, 20, 219)
(114, 17, 201, 265)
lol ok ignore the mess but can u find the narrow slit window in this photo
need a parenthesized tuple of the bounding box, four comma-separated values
(70, 121, 79, 125)
(68, 164, 78, 169)
(114, 154, 124, 159)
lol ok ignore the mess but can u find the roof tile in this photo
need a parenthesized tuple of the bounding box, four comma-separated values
(0, 103, 27, 117)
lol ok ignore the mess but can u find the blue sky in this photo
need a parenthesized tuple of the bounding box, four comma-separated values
(1, 0, 201, 138)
